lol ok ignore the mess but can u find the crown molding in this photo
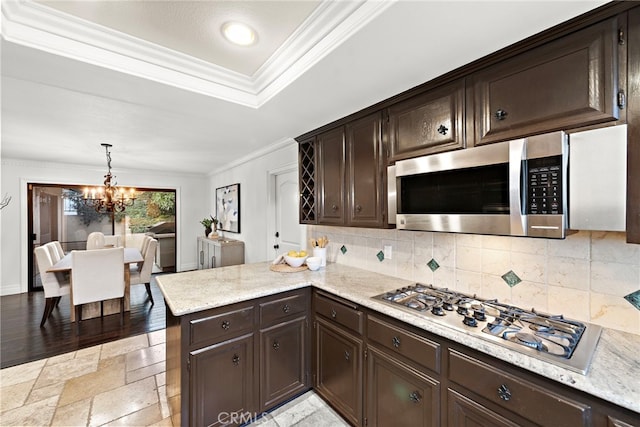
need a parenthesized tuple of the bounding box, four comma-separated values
(209, 137, 297, 176)
(1, 0, 394, 108)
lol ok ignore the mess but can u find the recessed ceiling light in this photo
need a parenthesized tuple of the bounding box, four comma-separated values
(221, 22, 257, 46)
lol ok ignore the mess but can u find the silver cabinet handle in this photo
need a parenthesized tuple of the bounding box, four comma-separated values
(221, 320, 230, 330)
(331, 309, 337, 319)
(409, 391, 422, 403)
(497, 384, 511, 401)
(392, 336, 401, 348)
(232, 354, 240, 366)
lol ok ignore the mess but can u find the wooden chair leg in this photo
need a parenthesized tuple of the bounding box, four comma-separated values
(120, 297, 124, 326)
(75, 305, 82, 335)
(40, 298, 54, 327)
(145, 283, 154, 305)
(54, 296, 62, 307)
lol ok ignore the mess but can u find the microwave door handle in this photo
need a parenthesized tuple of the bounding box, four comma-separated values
(509, 139, 526, 236)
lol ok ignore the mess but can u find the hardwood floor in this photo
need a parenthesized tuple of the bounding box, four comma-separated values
(0, 275, 167, 369)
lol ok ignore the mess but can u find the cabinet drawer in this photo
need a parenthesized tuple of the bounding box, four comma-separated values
(448, 349, 590, 426)
(260, 292, 307, 326)
(367, 316, 440, 373)
(314, 292, 363, 334)
(190, 306, 254, 347)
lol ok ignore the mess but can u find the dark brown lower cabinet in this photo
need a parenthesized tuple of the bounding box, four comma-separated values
(366, 347, 440, 426)
(166, 289, 310, 427)
(315, 316, 364, 426)
(260, 316, 308, 411)
(190, 333, 255, 427)
(447, 389, 519, 427)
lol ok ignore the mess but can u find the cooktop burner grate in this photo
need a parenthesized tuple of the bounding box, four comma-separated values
(373, 283, 602, 374)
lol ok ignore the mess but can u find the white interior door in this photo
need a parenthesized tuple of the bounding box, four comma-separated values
(271, 169, 302, 258)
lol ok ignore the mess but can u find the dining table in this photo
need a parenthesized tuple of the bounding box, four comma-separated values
(48, 247, 144, 321)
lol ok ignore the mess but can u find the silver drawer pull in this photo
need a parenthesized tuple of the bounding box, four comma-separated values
(282, 304, 290, 313)
(273, 341, 280, 351)
(232, 354, 240, 366)
(392, 336, 401, 348)
(331, 309, 337, 319)
(221, 320, 231, 330)
(497, 384, 511, 401)
(344, 350, 350, 361)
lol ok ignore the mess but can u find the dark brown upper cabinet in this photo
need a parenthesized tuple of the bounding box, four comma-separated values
(628, 6, 640, 244)
(317, 126, 346, 225)
(387, 79, 466, 162)
(471, 16, 622, 146)
(346, 113, 385, 228)
(314, 112, 387, 228)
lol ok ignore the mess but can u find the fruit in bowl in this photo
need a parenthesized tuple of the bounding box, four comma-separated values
(283, 251, 308, 268)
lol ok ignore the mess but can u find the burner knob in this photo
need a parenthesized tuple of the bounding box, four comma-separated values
(431, 305, 445, 316)
(442, 302, 454, 311)
(463, 315, 478, 327)
(474, 310, 487, 321)
(457, 306, 468, 315)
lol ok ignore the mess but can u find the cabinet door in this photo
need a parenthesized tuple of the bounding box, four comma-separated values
(190, 333, 255, 427)
(473, 16, 620, 145)
(388, 79, 465, 161)
(366, 347, 440, 427)
(346, 112, 385, 227)
(315, 317, 363, 426)
(317, 127, 346, 225)
(447, 389, 520, 427)
(197, 238, 209, 269)
(260, 316, 308, 411)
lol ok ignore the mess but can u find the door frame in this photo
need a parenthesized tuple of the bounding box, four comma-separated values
(266, 163, 306, 260)
(23, 179, 179, 294)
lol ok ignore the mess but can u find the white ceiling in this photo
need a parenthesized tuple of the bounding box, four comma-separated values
(1, 0, 609, 175)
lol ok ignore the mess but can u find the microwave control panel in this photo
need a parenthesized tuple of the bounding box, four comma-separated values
(527, 156, 563, 215)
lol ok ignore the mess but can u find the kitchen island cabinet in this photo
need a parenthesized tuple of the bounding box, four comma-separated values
(164, 287, 310, 427)
(258, 291, 310, 411)
(157, 262, 640, 426)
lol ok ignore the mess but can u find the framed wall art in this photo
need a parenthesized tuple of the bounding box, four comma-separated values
(216, 183, 240, 233)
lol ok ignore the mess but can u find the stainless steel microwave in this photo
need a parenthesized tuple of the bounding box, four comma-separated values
(388, 131, 569, 238)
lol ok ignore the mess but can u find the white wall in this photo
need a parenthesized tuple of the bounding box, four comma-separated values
(208, 139, 298, 264)
(1, 158, 208, 295)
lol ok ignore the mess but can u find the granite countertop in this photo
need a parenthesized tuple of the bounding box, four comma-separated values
(156, 262, 640, 414)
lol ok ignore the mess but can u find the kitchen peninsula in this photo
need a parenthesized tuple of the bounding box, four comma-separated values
(157, 262, 639, 426)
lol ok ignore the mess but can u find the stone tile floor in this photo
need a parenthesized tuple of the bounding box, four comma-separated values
(0, 330, 347, 426)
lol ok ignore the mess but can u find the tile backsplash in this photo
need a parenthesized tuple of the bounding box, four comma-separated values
(307, 226, 640, 335)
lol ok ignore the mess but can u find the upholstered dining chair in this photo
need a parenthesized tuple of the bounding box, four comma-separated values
(34, 246, 71, 327)
(130, 238, 158, 305)
(71, 247, 125, 335)
(86, 232, 106, 249)
(104, 235, 122, 247)
(45, 241, 65, 263)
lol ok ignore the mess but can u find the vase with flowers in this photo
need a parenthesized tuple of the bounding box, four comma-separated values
(200, 215, 218, 237)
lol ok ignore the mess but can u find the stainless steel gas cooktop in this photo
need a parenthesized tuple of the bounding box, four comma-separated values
(373, 283, 602, 374)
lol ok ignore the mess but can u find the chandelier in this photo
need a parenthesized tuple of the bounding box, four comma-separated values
(83, 143, 136, 213)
